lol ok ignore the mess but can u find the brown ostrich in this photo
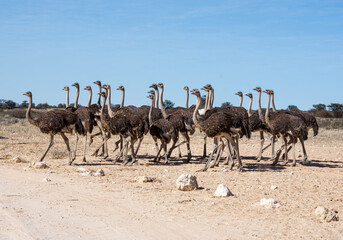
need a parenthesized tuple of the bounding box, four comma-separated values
(23, 91, 84, 165)
(69, 82, 96, 164)
(263, 90, 308, 166)
(191, 89, 249, 171)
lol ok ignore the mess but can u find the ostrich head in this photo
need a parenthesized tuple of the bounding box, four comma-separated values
(263, 89, 271, 95)
(245, 93, 253, 98)
(183, 86, 189, 91)
(93, 81, 101, 86)
(72, 83, 79, 88)
(191, 89, 201, 97)
(102, 84, 110, 90)
(253, 87, 261, 92)
(62, 86, 69, 91)
(201, 84, 211, 91)
(147, 94, 154, 100)
(23, 91, 32, 97)
(84, 86, 92, 91)
(99, 91, 107, 98)
(235, 91, 243, 97)
(116, 85, 124, 91)
(149, 84, 157, 89)
(148, 90, 155, 95)
(157, 83, 164, 89)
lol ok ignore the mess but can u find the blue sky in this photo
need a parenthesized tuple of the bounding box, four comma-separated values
(0, 0, 342, 110)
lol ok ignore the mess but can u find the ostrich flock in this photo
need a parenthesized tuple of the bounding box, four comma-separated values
(23, 81, 319, 171)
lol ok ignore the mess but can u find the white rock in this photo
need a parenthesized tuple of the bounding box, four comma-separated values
(12, 156, 27, 163)
(94, 169, 105, 177)
(314, 206, 339, 223)
(81, 171, 93, 177)
(214, 184, 233, 197)
(43, 178, 51, 182)
(221, 168, 229, 172)
(270, 185, 278, 190)
(164, 169, 169, 172)
(32, 162, 48, 169)
(260, 198, 280, 209)
(290, 171, 294, 175)
(176, 174, 198, 191)
(76, 167, 89, 172)
(135, 176, 153, 183)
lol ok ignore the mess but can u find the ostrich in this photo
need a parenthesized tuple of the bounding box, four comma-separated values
(102, 84, 145, 165)
(245, 92, 270, 161)
(62, 86, 70, 108)
(23, 91, 83, 165)
(157, 83, 193, 162)
(269, 90, 318, 163)
(69, 82, 96, 164)
(149, 84, 159, 109)
(63, 86, 76, 112)
(117, 85, 126, 108)
(89, 81, 111, 158)
(84, 85, 109, 158)
(147, 94, 179, 164)
(191, 89, 249, 171)
(212, 88, 251, 167)
(264, 90, 308, 166)
(235, 91, 243, 107)
(253, 86, 277, 160)
(184, 86, 189, 109)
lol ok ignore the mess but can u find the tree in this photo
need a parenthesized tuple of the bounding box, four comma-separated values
(36, 103, 51, 109)
(221, 101, 232, 107)
(57, 103, 66, 108)
(4, 100, 16, 109)
(312, 104, 326, 111)
(163, 99, 175, 109)
(287, 105, 299, 111)
(18, 100, 28, 108)
(327, 103, 343, 111)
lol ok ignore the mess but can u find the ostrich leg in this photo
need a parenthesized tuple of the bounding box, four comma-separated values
(39, 135, 54, 162)
(256, 131, 264, 161)
(58, 133, 73, 165)
(198, 137, 219, 172)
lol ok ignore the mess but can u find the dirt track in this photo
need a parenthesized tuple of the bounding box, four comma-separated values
(0, 122, 342, 240)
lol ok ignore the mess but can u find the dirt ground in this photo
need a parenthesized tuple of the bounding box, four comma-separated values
(0, 121, 342, 240)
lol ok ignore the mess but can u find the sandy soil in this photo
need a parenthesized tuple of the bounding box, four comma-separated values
(0, 121, 342, 240)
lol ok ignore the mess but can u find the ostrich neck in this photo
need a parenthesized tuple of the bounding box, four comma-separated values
(247, 97, 252, 117)
(207, 89, 214, 110)
(151, 95, 155, 108)
(265, 93, 271, 126)
(26, 95, 37, 126)
(74, 86, 80, 108)
(120, 90, 125, 108)
(185, 90, 189, 109)
(155, 88, 159, 109)
(148, 97, 154, 127)
(106, 87, 114, 118)
(87, 90, 92, 108)
(159, 87, 167, 119)
(257, 91, 263, 120)
(271, 93, 276, 112)
(192, 94, 202, 129)
(97, 85, 101, 107)
(239, 96, 243, 107)
(65, 89, 69, 108)
(100, 93, 107, 119)
(204, 91, 209, 111)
